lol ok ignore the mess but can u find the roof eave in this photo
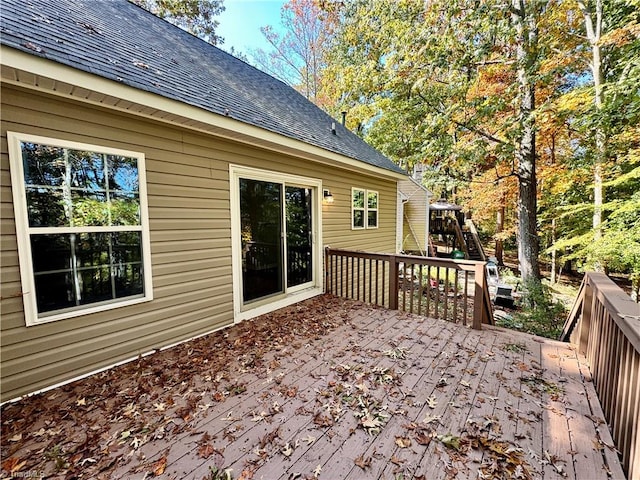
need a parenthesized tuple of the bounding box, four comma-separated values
(1, 47, 407, 181)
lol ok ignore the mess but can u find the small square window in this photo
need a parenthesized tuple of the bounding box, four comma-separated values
(352, 188, 378, 229)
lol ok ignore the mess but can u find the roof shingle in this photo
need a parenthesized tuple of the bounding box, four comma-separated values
(0, 0, 405, 175)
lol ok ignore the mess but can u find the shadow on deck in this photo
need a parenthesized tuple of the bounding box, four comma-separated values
(1, 295, 625, 479)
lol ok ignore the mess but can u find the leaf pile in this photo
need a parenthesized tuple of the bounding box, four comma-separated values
(0, 295, 356, 478)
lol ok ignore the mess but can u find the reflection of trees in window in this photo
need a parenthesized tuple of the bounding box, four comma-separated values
(20, 141, 144, 315)
(22, 144, 140, 228)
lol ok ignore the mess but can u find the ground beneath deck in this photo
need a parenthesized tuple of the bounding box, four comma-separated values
(1, 295, 624, 480)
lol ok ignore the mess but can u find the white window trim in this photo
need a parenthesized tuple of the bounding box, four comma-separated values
(367, 190, 379, 229)
(351, 187, 379, 230)
(229, 165, 323, 323)
(8, 132, 154, 326)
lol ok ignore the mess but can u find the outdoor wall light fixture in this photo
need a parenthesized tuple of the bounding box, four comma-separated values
(323, 189, 334, 204)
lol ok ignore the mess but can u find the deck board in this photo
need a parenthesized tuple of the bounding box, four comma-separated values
(1, 297, 627, 480)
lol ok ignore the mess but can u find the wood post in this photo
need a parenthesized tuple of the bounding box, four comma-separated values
(473, 262, 485, 330)
(389, 255, 398, 310)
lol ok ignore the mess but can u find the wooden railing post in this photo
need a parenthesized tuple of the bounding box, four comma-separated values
(324, 247, 330, 294)
(473, 262, 485, 330)
(389, 255, 398, 310)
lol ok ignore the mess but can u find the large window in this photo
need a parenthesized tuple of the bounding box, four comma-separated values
(352, 188, 379, 229)
(8, 133, 153, 325)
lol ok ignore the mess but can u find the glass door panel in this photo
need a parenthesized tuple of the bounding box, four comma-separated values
(285, 186, 313, 288)
(240, 178, 283, 302)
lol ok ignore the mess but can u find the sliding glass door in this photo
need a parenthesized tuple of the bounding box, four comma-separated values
(285, 186, 313, 288)
(239, 178, 314, 304)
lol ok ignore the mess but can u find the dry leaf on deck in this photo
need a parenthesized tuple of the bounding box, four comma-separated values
(395, 436, 411, 448)
(354, 455, 371, 470)
(1, 457, 26, 474)
(152, 455, 167, 476)
(198, 443, 215, 459)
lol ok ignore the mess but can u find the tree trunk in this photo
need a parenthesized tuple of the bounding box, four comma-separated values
(578, 0, 605, 272)
(512, 0, 541, 283)
(495, 199, 505, 266)
(550, 217, 557, 284)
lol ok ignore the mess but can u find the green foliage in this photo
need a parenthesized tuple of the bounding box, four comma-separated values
(134, 0, 225, 44)
(511, 279, 567, 339)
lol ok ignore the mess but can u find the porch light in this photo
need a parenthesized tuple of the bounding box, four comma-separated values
(323, 189, 334, 204)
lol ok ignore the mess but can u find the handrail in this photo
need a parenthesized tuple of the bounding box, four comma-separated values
(451, 218, 470, 258)
(465, 219, 487, 261)
(562, 272, 640, 479)
(325, 248, 493, 329)
(560, 276, 586, 343)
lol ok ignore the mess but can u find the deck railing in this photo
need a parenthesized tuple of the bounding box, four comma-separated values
(562, 272, 640, 480)
(325, 248, 493, 329)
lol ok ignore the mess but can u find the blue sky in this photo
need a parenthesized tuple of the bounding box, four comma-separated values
(217, 0, 286, 55)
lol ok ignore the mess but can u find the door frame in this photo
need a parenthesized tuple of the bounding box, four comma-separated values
(229, 164, 323, 323)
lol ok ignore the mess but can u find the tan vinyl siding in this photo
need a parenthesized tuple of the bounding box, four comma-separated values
(398, 179, 430, 254)
(0, 85, 398, 401)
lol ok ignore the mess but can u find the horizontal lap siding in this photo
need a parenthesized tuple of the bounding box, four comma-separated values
(0, 85, 398, 401)
(0, 87, 236, 401)
(399, 180, 428, 253)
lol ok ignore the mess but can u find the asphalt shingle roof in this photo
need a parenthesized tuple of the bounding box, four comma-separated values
(0, 0, 405, 175)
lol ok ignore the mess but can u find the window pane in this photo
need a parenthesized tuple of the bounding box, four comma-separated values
(34, 272, 76, 313)
(111, 231, 143, 264)
(352, 189, 364, 208)
(75, 233, 110, 269)
(353, 209, 364, 228)
(114, 262, 143, 298)
(110, 193, 141, 225)
(30, 232, 144, 314)
(26, 187, 68, 227)
(31, 234, 71, 272)
(239, 178, 283, 302)
(78, 265, 113, 305)
(368, 211, 378, 228)
(31, 234, 75, 314)
(368, 192, 378, 209)
(21, 142, 65, 187)
(68, 150, 105, 190)
(71, 191, 109, 226)
(107, 155, 139, 193)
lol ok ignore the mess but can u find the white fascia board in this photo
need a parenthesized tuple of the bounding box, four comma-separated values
(1, 46, 407, 182)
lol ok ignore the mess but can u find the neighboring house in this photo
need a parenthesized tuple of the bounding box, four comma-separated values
(0, 0, 406, 401)
(397, 168, 433, 256)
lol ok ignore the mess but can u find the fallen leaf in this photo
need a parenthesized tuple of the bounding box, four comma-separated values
(130, 436, 141, 449)
(313, 464, 322, 478)
(76, 397, 86, 406)
(281, 442, 294, 457)
(390, 455, 405, 465)
(152, 455, 167, 476)
(303, 435, 316, 446)
(8, 433, 22, 442)
(422, 414, 440, 425)
(355, 455, 371, 470)
(438, 434, 462, 451)
(427, 396, 438, 409)
(1, 457, 26, 474)
(395, 436, 411, 448)
(415, 432, 432, 446)
(153, 402, 166, 412)
(198, 443, 215, 459)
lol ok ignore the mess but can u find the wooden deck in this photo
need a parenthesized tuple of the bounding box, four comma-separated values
(1, 296, 626, 479)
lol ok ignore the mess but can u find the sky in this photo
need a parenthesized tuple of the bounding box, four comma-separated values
(216, 0, 286, 56)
